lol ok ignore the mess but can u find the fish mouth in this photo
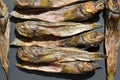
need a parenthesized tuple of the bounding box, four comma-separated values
(78, 61, 99, 73)
(85, 1, 104, 13)
(17, 48, 31, 62)
(95, 2, 104, 12)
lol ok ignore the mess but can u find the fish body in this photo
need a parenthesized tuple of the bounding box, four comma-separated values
(15, 21, 102, 37)
(17, 46, 106, 63)
(17, 61, 99, 74)
(0, 0, 10, 77)
(11, 31, 104, 48)
(14, 0, 88, 8)
(11, 1, 104, 22)
(105, 0, 120, 80)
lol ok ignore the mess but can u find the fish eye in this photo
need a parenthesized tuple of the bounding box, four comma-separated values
(21, 25, 24, 29)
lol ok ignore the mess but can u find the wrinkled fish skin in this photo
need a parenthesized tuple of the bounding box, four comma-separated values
(14, 0, 88, 8)
(17, 46, 106, 63)
(0, 0, 10, 77)
(10, 1, 104, 22)
(0, 0, 8, 17)
(11, 31, 104, 48)
(15, 21, 103, 37)
(105, 0, 120, 80)
(107, 0, 120, 13)
(17, 61, 99, 74)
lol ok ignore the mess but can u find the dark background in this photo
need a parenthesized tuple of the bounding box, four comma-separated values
(0, 0, 120, 80)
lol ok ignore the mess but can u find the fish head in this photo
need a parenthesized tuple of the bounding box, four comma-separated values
(16, 22, 33, 37)
(83, 32, 104, 44)
(107, 0, 120, 13)
(85, 1, 104, 14)
(78, 62, 99, 73)
(17, 47, 34, 62)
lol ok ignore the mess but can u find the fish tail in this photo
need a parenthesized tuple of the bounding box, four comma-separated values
(11, 38, 29, 46)
(91, 23, 103, 29)
(93, 53, 107, 60)
(2, 60, 9, 80)
(0, 42, 9, 79)
(107, 74, 115, 80)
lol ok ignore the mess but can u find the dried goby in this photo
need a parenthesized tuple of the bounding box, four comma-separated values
(107, 0, 120, 13)
(14, 0, 88, 8)
(10, 1, 104, 22)
(11, 31, 104, 48)
(105, 0, 120, 80)
(17, 46, 106, 63)
(15, 21, 102, 37)
(0, 0, 10, 77)
(17, 61, 99, 74)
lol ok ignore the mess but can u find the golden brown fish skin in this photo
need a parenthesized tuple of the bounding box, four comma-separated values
(0, 0, 10, 77)
(0, 13, 9, 33)
(63, 31, 104, 47)
(105, 0, 120, 80)
(17, 46, 106, 63)
(0, 0, 8, 33)
(14, 0, 88, 8)
(0, 0, 8, 17)
(15, 21, 103, 37)
(11, 31, 104, 49)
(10, 1, 104, 22)
(107, 0, 120, 13)
(105, 12, 120, 80)
(16, 61, 99, 74)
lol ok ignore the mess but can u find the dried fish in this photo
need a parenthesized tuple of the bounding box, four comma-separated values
(10, 1, 104, 22)
(0, 0, 8, 17)
(11, 31, 104, 48)
(17, 46, 106, 63)
(107, 0, 120, 13)
(105, 0, 120, 80)
(14, 0, 88, 8)
(17, 61, 99, 74)
(0, 0, 10, 77)
(15, 21, 102, 37)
